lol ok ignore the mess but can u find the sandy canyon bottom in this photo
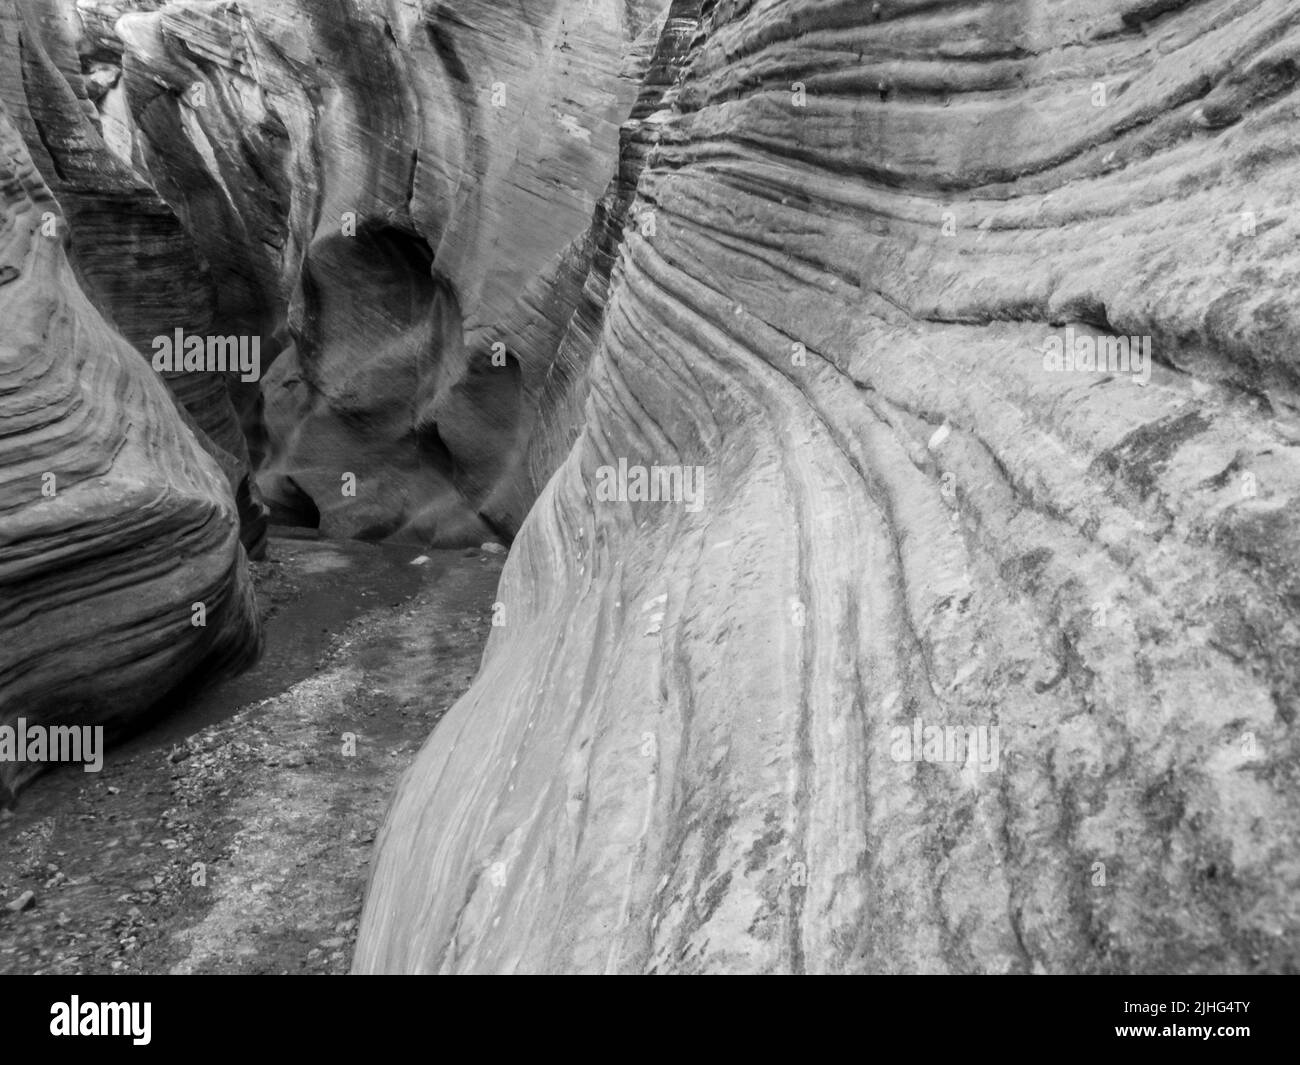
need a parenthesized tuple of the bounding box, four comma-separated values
(0, 536, 503, 975)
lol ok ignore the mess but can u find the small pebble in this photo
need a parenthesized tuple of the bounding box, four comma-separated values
(6, 890, 36, 913)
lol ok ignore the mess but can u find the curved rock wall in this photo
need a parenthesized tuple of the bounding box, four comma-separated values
(355, 0, 1300, 972)
(0, 88, 260, 800)
(8, 0, 1296, 972)
(4, 0, 269, 557)
(108, 0, 661, 543)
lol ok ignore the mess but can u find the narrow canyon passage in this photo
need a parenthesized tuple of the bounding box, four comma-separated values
(1, 0, 1298, 983)
(0, 538, 505, 973)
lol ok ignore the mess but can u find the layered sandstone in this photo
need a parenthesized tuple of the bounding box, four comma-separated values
(354, 0, 1300, 972)
(8, 0, 1297, 971)
(108, 0, 661, 543)
(3, 0, 269, 557)
(0, 88, 260, 800)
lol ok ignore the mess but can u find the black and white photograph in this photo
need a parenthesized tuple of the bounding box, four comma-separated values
(0, 0, 1294, 1024)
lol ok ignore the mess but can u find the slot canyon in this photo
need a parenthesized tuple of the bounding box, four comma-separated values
(1, 0, 1298, 978)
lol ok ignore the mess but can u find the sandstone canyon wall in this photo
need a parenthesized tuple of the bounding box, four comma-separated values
(0, 40, 260, 800)
(2, 0, 1298, 972)
(106, 0, 662, 543)
(4, 0, 270, 559)
(354, 0, 1300, 972)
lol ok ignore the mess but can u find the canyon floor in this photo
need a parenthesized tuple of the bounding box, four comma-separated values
(0, 535, 503, 974)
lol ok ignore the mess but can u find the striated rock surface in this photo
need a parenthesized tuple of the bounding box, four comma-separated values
(8, 0, 1297, 971)
(353, 0, 1300, 972)
(0, 81, 260, 800)
(2, 0, 269, 557)
(106, 0, 662, 543)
